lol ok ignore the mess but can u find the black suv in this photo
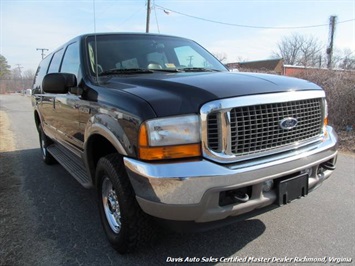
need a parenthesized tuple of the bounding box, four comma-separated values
(32, 33, 338, 253)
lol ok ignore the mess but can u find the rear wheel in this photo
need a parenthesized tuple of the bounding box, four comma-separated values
(96, 154, 155, 254)
(38, 124, 56, 165)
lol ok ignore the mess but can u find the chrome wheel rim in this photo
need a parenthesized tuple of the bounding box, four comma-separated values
(102, 177, 121, 234)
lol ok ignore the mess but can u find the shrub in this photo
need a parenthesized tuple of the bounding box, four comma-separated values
(293, 70, 355, 132)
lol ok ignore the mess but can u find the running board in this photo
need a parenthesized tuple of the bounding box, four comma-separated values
(47, 145, 92, 188)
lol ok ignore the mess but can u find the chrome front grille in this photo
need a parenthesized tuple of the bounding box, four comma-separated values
(229, 99, 322, 155)
(207, 113, 220, 151)
(201, 91, 326, 163)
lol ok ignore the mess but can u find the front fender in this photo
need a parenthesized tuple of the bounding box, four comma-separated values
(84, 113, 140, 156)
(83, 112, 142, 184)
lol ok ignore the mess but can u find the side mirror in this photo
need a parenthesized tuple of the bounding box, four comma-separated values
(42, 73, 77, 93)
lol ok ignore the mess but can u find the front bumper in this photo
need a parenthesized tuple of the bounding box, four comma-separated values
(124, 126, 338, 223)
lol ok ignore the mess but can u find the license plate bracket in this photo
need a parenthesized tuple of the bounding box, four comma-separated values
(277, 173, 309, 206)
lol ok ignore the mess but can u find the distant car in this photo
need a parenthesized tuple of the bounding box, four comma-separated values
(32, 33, 338, 253)
(25, 89, 32, 96)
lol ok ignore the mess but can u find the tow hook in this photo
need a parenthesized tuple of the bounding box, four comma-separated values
(233, 191, 250, 203)
(320, 161, 336, 171)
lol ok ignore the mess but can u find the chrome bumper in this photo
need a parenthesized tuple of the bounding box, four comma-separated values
(124, 126, 338, 223)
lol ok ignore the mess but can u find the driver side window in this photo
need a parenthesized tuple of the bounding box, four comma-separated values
(48, 49, 64, 74)
(61, 42, 80, 78)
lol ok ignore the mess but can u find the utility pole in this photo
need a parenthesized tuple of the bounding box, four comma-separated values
(326, 15, 337, 69)
(187, 56, 194, 67)
(36, 48, 49, 59)
(146, 0, 151, 33)
(15, 64, 24, 90)
(15, 64, 23, 76)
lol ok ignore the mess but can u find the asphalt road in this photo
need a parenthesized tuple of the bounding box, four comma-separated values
(0, 94, 354, 266)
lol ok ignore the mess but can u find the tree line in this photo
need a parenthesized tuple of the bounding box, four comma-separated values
(0, 54, 35, 94)
(272, 33, 355, 69)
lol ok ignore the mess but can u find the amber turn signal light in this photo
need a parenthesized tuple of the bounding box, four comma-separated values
(138, 124, 201, 160)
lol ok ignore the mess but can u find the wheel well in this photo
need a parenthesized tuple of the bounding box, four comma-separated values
(86, 134, 121, 186)
(34, 111, 41, 130)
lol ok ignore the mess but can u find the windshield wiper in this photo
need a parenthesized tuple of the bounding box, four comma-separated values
(148, 68, 180, 73)
(180, 67, 221, 72)
(98, 68, 154, 76)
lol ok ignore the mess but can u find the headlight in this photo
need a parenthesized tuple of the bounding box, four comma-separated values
(146, 115, 200, 146)
(138, 114, 201, 160)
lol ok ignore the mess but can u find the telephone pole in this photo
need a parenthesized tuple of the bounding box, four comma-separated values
(15, 64, 24, 90)
(36, 48, 49, 59)
(146, 0, 151, 33)
(187, 56, 194, 67)
(15, 64, 23, 76)
(326, 15, 337, 69)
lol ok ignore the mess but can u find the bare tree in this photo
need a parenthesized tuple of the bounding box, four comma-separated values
(22, 69, 35, 80)
(273, 33, 302, 65)
(22, 69, 35, 89)
(273, 33, 323, 67)
(236, 56, 248, 62)
(212, 52, 227, 63)
(338, 49, 355, 70)
(298, 36, 323, 67)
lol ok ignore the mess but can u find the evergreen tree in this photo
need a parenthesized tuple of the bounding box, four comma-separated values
(0, 54, 11, 79)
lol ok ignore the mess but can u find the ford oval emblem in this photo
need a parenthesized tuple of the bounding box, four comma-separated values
(280, 117, 298, 130)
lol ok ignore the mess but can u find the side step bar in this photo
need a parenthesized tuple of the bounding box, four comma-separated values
(47, 145, 92, 188)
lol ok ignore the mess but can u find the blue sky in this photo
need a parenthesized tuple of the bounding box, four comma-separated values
(1, 0, 354, 72)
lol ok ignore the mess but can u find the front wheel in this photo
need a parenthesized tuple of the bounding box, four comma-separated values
(96, 154, 155, 254)
(38, 124, 56, 165)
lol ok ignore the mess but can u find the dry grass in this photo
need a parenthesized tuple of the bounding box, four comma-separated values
(0, 111, 16, 152)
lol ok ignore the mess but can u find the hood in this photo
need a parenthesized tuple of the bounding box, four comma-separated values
(101, 71, 322, 117)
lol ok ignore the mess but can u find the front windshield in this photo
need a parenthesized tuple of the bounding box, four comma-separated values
(85, 34, 227, 76)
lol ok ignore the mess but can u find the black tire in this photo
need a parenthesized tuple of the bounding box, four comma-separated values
(38, 124, 56, 165)
(96, 154, 155, 254)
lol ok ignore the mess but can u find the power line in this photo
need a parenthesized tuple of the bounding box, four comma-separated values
(154, 4, 355, 30)
(119, 5, 146, 26)
(153, 0, 160, 33)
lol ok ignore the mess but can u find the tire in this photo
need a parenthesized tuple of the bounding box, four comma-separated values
(96, 154, 155, 254)
(38, 124, 56, 165)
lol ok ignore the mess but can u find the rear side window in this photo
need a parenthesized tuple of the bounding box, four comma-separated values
(32, 54, 52, 92)
(61, 42, 80, 77)
(48, 49, 64, 73)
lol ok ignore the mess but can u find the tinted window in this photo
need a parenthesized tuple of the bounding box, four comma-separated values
(48, 49, 64, 73)
(61, 42, 80, 77)
(32, 54, 52, 92)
